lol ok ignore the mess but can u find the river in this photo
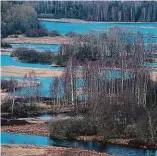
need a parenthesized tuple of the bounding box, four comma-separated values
(1, 132, 156, 156)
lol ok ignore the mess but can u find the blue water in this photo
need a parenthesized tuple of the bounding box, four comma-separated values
(1, 55, 64, 70)
(41, 21, 157, 40)
(10, 43, 60, 52)
(146, 62, 157, 67)
(1, 76, 84, 98)
(1, 69, 130, 98)
(1, 132, 156, 156)
(38, 114, 53, 120)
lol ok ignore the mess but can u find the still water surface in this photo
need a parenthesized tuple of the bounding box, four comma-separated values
(1, 132, 156, 156)
(41, 21, 157, 40)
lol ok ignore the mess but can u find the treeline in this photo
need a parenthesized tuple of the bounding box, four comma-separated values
(28, 1, 157, 22)
(59, 29, 156, 67)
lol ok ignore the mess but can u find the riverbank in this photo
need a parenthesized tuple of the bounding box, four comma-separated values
(39, 18, 157, 24)
(2, 35, 71, 44)
(1, 66, 64, 77)
(2, 144, 111, 156)
(2, 122, 157, 150)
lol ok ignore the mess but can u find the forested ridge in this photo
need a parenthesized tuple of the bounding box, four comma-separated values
(29, 1, 157, 22)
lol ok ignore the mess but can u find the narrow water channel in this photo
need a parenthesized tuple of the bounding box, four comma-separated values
(1, 132, 157, 156)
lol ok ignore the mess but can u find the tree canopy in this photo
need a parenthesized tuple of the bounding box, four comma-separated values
(1, 2, 39, 37)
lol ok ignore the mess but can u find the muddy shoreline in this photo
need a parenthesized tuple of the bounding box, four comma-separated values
(2, 144, 112, 156)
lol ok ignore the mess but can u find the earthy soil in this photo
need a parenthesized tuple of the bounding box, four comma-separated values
(39, 18, 86, 23)
(1, 66, 64, 77)
(1, 123, 50, 136)
(2, 35, 71, 44)
(39, 18, 157, 24)
(1, 145, 113, 156)
(1, 66, 83, 78)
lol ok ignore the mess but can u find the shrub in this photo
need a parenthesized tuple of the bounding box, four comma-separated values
(135, 108, 157, 145)
(48, 30, 61, 37)
(1, 100, 39, 117)
(11, 47, 54, 64)
(25, 28, 48, 37)
(1, 41, 12, 48)
(65, 31, 78, 37)
(11, 47, 39, 63)
(1, 79, 18, 92)
(49, 118, 97, 139)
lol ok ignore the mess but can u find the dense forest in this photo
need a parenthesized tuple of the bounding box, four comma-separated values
(29, 1, 157, 22)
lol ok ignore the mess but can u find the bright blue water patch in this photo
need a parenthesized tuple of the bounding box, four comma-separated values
(146, 62, 157, 67)
(40, 21, 157, 40)
(1, 55, 64, 70)
(1, 132, 156, 156)
(10, 43, 60, 52)
(38, 114, 53, 120)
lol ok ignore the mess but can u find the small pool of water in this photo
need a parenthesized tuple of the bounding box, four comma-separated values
(38, 114, 53, 120)
(10, 43, 60, 52)
(1, 132, 156, 156)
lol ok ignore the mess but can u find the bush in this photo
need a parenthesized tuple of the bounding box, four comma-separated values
(11, 47, 54, 64)
(1, 41, 12, 48)
(65, 31, 78, 37)
(25, 28, 48, 37)
(11, 47, 39, 63)
(135, 109, 157, 145)
(48, 30, 61, 37)
(49, 118, 97, 139)
(1, 100, 39, 117)
(1, 79, 18, 92)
